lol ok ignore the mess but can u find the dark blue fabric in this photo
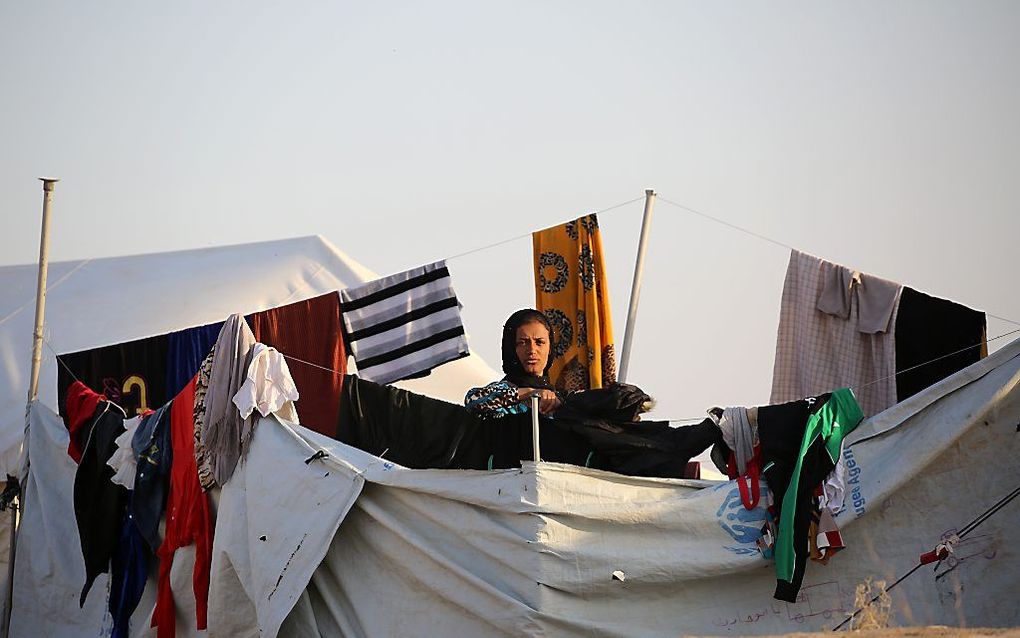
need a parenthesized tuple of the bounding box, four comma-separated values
(165, 321, 223, 399)
(131, 402, 173, 552)
(109, 495, 149, 638)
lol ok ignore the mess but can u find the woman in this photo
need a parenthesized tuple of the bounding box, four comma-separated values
(465, 309, 563, 418)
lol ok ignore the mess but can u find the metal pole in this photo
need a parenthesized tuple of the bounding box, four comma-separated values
(26, 178, 59, 403)
(2, 178, 58, 638)
(618, 189, 655, 383)
(530, 396, 541, 462)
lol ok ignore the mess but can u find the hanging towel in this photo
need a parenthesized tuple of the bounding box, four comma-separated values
(341, 261, 469, 385)
(894, 286, 987, 401)
(203, 314, 256, 487)
(249, 292, 345, 434)
(532, 213, 616, 393)
(771, 250, 900, 417)
(816, 262, 901, 334)
(718, 407, 756, 475)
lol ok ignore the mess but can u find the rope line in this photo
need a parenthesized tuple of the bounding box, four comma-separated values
(656, 194, 1020, 327)
(666, 327, 1020, 422)
(443, 195, 645, 262)
(833, 482, 1020, 630)
(657, 196, 796, 252)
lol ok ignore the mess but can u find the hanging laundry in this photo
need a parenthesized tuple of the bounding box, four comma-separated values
(532, 213, 616, 393)
(819, 440, 847, 515)
(809, 506, 845, 564)
(709, 406, 761, 510)
(131, 402, 173, 553)
(341, 263, 468, 385)
(109, 496, 149, 638)
(166, 321, 224, 398)
(193, 350, 216, 491)
(71, 396, 127, 606)
(107, 415, 141, 489)
(757, 388, 864, 602)
(338, 375, 489, 469)
(771, 250, 901, 417)
(66, 381, 105, 463)
(152, 379, 213, 637)
(202, 314, 256, 488)
(816, 263, 900, 334)
(59, 333, 169, 420)
(716, 407, 757, 475)
(251, 291, 346, 435)
(232, 343, 300, 423)
(58, 320, 223, 422)
(554, 386, 720, 478)
(894, 286, 987, 401)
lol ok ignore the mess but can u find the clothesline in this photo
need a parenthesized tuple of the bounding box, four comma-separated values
(642, 326, 1020, 423)
(44, 325, 1020, 424)
(655, 194, 1020, 327)
(442, 195, 646, 263)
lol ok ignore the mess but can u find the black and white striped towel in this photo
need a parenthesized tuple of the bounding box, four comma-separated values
(340, 261, 470, 384)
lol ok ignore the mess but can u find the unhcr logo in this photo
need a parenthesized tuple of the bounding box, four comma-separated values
(715, 483, 769, 556)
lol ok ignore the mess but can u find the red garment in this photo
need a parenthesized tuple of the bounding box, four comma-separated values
(250, 292, 346, 435)
(152, 378, 212, 637)
(65, 381, 104, 463)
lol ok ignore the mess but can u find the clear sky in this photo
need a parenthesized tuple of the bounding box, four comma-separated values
(2, 2, 1018, 428)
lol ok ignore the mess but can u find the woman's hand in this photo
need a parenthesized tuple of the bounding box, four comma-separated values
(520, 388, 562, 414)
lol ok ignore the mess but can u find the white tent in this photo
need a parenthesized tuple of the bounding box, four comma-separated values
(4, 237, 1019, 636)
(10, 325, 1020, 636)
(0, 235, 498, 477)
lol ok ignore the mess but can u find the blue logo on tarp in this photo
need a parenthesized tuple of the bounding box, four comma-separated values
(715, 483, 769, 556)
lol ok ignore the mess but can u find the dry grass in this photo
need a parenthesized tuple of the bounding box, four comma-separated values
(848, 578, 893, 631)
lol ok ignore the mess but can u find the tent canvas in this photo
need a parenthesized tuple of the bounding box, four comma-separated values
(0, 235, 498, 477)
(9, 323, 1020, 636)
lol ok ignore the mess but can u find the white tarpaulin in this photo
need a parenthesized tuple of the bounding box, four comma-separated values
(10, 336, 1020, 636)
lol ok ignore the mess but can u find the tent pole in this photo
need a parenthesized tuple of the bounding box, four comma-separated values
(618, 189, 655, 383)
(530, 396, 541, 462)
(2, 178, 58, 638)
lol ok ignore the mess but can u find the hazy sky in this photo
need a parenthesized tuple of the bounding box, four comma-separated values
(2, 2, 1018, 426)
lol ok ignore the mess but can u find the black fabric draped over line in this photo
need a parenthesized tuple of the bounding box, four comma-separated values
(73, 402, 127, 606)
(335, 376, 720, 478)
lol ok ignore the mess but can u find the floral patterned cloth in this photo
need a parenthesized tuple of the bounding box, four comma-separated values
(532, 213, 616, 393)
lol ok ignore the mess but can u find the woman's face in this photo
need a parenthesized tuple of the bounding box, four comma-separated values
(515, 321, 551, 376)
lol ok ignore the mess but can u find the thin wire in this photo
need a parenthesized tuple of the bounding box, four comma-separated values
(854, 328, 1020, 392)
(42, 336, 81, 384)
(988, 313, 1020, 326)
(279, 352, 346, 377)
(662, 326, 1020, 423)
(443, 195, 645, 262)
(833, 481, 1020, 630)
(657, 196, 796, 252)
(657, 195, 1020, 326)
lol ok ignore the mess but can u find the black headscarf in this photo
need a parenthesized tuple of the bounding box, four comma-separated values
(501, 309, 556, 391)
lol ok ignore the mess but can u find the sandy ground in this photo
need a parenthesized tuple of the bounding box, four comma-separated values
(691, 628, 1020, 638)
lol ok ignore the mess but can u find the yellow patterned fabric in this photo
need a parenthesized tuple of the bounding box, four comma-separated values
(532, 213, 617, 393)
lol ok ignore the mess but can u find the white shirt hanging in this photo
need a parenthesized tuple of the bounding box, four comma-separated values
(232, 343, 300, 423)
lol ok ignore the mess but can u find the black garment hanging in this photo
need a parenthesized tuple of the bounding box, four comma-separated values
(73, 401, 127, 606)
(895, 287, 986, 401)
(336, 376, 718, 478)
(336, 375, 491, 469)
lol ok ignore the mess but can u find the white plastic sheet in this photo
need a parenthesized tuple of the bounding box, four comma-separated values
(9, 337, 1020, 636)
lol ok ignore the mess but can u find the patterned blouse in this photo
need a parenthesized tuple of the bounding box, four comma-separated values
(464, 380, 530, 419)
